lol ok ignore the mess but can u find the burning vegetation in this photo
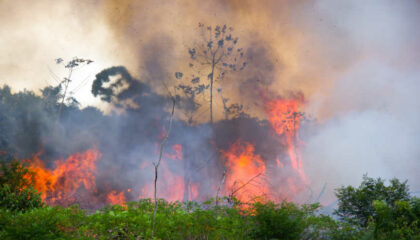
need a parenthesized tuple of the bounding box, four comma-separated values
(16, 89, 308, 208)
(0, 22, 315, 209)
(1, 0, 420, 238)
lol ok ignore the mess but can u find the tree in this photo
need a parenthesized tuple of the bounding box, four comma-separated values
(55, 57, 93, 120)
(334, 174, 411, 227)
(179, 23, 247, 124)
(372, 198, 420, 239)
(0, 158, 43, 211)
(219, 89, 245, 120)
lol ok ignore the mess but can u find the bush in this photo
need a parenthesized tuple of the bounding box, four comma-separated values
(334, 175, 420, 239)
(0, 184, 43, 212)
(335, 174, 410, 227)
(80, 199, 250, 239)
(372, 198, 420, 239)
(0, 159, 43, 211)
(1, 168, 418, 239)
(0, 205, 86, 240)
(249, 201, 305, 239)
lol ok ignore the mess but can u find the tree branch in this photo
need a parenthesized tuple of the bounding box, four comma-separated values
(230, 172, 263, 197)
(216, 167, 227, 206)
(152, 98, 176, 237)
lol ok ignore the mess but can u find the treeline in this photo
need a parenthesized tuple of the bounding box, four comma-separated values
(0, 73, 286, 205)
(0, 159, 419, 239)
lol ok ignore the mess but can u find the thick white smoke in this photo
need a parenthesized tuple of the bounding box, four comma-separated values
(301, 0, 420, 204)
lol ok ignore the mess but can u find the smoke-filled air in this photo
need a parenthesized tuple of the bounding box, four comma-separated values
(1, 0, 419, 211)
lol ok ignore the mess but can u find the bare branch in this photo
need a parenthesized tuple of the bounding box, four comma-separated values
(215, 168, 227, 206)
(152, 98, 176, 237)
(230, 172, 263, 197)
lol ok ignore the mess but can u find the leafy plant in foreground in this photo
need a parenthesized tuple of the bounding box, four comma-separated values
(0, 158, 43, 212)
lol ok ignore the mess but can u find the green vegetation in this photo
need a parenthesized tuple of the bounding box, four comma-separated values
(0, 160, 419, 239)
(0, 159, 43, 212)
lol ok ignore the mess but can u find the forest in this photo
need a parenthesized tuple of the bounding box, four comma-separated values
(0, 10, 419, 238)
(0, 56, 419, 239)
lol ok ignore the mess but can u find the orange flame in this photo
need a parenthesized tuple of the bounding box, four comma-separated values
(221, 139, 269, 203)
(264, 96, 308, 184)
(140, 161, 185, 202)
(140, 144, 201, 202)
(107, 190, 126, 205)
(26, 149, 101, 205)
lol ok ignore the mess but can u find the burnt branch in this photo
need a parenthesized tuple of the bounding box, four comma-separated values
(230, 172, 263, 197)
(152, 98, 176, 237)
(215, 168, 227, 206)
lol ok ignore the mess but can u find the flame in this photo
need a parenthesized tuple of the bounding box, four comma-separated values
(164, 144, 183, 161)
(139, 144, 201, 202)
(221, 139, 269, 203)
(26, 149, 101, 205)
(264, 96, 308, 184)
(276, 157, 284, 168)
(138, 137, 186, 201)
(188, 182, 200, 200)
(107, 190, 126, 205)
(140, 161, 185, 202)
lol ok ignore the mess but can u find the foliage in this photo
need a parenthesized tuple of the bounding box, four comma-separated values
(92, 66, 133, 103)
(0, 205, 86, 240)
(80, 199, 250, 240)
(0, 159, 43, 212)
(0, 186, 418, 239)
(0, 197, 335, 240)
(334, 174, 410, 227)
(249, 201, 318, 240)
(372, 198, 420, 239)
(176, 23, 247, 123)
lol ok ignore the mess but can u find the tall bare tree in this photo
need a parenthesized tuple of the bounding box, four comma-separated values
(152, 98, 175, 237)
(181, 23, 246, 124)
(55, 57, 93, 120)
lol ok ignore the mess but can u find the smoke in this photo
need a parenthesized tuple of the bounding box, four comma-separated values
(300, 0, 420, 204)
(1, 0, 420, 205)
(0, 0, 128, 108)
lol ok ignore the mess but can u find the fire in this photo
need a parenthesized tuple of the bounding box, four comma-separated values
(140, 161, 186, 202)
(139, 143, 202, 202)
(26, 149, 101, 205)
(264, 96, 308, 184)
(221, 139, 269, 203)
(188, 182, 200, 200)
(107, 190, 126, 205)
(164, 144, 183, 161)
(140, 144, 194, 202)
(21, 96, 309, 207)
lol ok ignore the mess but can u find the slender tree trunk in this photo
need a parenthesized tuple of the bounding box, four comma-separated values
(183, 175, 190, 202)
(210, 54, 215, 124)
(215, 168, 226, 206)
(57, 68, 73, 121)
(182, 145, 190, 202)
(152, 99, 175, 237)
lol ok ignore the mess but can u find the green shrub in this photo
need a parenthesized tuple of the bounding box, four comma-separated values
(335, 174, 410, 227)
(248, 201, 319, 240)
(304, 214, 371, 240)
(0, 170, 418, 239)
(80, 199, 250, 240)
(0, 205, 86, 240)
(0, 184, 43, 212)
(0, 159, 43, 211)
(372, 198, 420, 239)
